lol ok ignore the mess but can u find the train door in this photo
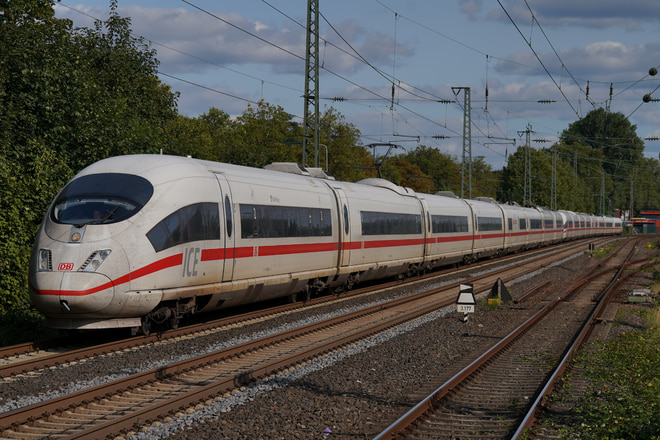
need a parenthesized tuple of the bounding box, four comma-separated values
(418, 197, 432, 258)
(213, 173, 235, 282)
(331, 187, 351, 267)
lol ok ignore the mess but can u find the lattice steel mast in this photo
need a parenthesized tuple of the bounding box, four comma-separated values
(302, 0, 320, 168)
(452, 87, 472, 199)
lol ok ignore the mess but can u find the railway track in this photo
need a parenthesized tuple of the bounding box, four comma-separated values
(373, 237, 643, 440)
(0, 238, 616, 439)
(0, 238, 607, 380)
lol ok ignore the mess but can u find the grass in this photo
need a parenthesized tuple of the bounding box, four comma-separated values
(556, 306, 660, 439)
(587, 241, 620, 258)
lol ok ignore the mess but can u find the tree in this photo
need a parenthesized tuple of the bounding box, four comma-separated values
(560, 108, 645, 215)
(402, 146, 461, 194)
(0, 0, 177, 316)
(163, 108, 233, 161)
(561, 108, 644, 173)
(384, 157, 436, 193)
(228, 100, 300, 167)
(318, 107, 371, 182)
(470, 157, 499, 199)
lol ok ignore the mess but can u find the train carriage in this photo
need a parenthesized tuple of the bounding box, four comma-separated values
(464, 198, 505, 260)
(331, 178, 426, 286)
(500, 202, 529, 253)
(538, 208, 560, 243)
(423, 191, 474, 267)
(525, 207, 545, 248)
(558, 210, 577, 240)
(29, 154, 623, 332)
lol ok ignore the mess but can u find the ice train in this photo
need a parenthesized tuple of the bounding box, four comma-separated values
(29, 154, 623, 333)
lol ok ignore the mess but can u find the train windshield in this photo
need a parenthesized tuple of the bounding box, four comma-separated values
(51, 173, 154, 226)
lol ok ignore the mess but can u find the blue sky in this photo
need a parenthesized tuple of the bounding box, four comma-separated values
(54, 1, 660, 169)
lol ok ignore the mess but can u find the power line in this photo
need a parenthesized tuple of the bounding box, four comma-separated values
(497, 0, 580, 118)
(521, 0, 592, 107)
(59, 3, 302, 102)
(159, 72, 262, 107)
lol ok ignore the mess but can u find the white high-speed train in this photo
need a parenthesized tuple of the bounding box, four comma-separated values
(29, 154, 623, 333)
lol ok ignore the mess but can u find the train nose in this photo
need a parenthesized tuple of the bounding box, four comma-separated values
(29, 244, 123, 319)
(30, 271, 115, 316)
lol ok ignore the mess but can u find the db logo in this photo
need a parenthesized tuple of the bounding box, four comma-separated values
(57, 263, 75, 271)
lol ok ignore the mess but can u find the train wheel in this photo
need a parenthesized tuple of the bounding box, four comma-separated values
(169, 316, 180, 330)
(141, 318, 152, 336)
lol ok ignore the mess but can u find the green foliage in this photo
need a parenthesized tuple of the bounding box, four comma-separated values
(557, 108, 651, 215)
(0, 0, 177, 317)
(561, 108, 645, 172)
(567, 323, 660, 439)
(162, 104, 373, 183)
(586, 241, 619, 258)
(318, 107, 372, 182)
(0, 140, 71, 314)
(500, 108, 660, 215)
(403, 145, 461, 193)
(0, 307, 57, 346)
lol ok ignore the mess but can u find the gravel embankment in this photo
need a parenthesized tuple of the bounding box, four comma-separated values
(3, 244, 650, 440)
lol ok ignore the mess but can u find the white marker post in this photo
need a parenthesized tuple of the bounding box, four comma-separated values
(456, 283, 476, 323)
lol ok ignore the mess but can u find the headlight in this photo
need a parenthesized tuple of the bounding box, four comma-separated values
(79, 249, 112, 272)
(38, 249, 53, 272)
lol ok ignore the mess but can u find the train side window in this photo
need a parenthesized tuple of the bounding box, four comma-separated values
(519, 218, 527, 230)
(343, 205, 349, 235)
(477, 216, 502, 232)
(431, 215, 469, 233)
(508, 218, 513, 231)
(146, 202, 221, 252)
(239, 204, 332, 239)
(360, 211, 422, 235)
(225, 196, 232, 238)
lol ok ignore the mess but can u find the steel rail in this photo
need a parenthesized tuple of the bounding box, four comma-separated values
(510, 241, 641, 439)
(373, 237, 639, 440)
(0, 238, 603, 379)
(1, 239, 609, 438)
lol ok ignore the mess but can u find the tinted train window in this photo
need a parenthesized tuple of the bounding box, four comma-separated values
(544, 219, 554, 229)
(361, 211, 422, 235)
(477, 217, 502, 232)
(431, 215, 469, 233)
(225, 196, 233, 238)
(530, 219, 543, 230)
(51, 173, 153, 226)
(519, 218, 527, 230)
(239, 204, 332, 239)
(147, 203, 220, 252)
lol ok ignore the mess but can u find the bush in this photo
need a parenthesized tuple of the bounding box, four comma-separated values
(567, 307, 660, 439)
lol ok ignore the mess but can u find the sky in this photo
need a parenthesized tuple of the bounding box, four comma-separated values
(54, 0, 660, 169)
